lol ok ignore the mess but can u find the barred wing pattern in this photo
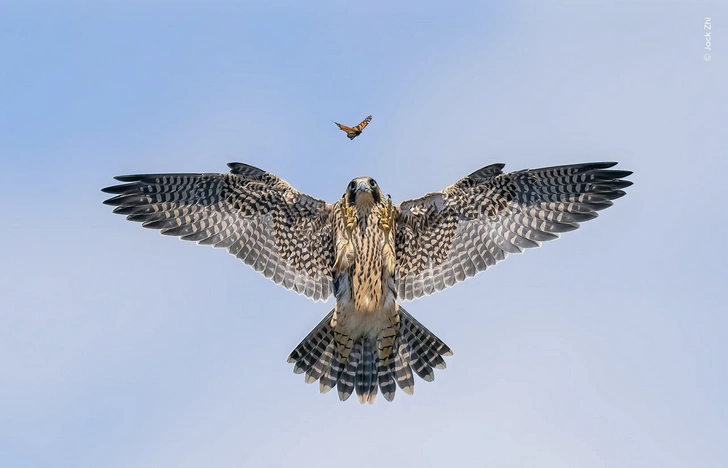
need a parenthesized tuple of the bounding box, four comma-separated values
(102, 163, 335, 301)
(394, 162, 633, 301)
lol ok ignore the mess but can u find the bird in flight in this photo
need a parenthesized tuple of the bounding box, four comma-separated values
(102, 161, 632, 403)
(334, 115, 372, 140)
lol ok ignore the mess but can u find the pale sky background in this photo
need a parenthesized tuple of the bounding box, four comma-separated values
(1, 1, 726, 467)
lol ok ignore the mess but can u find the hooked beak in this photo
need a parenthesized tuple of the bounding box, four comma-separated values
(355, 181, 371, 194)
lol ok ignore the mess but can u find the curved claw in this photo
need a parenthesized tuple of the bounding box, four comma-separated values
(340, 196, 355, 240)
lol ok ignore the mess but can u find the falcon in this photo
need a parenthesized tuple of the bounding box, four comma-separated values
(102, 161, 632, 403)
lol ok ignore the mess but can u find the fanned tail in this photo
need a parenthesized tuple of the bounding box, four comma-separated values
(286, 310, 335, 381)
(287, 305, 452, 403)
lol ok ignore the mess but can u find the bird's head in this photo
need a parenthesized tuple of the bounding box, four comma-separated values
(345, 176, 384, 209)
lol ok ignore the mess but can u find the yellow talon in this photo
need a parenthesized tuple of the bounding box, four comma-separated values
(379, 195, 394, 243)
(340, 196, 355, 239)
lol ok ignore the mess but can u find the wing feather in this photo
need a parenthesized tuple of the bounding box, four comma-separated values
(103, 162, 335, 302)
(394, 162, 632, 301)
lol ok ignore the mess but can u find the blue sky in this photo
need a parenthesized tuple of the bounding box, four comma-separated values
(1, 1, 726, 467)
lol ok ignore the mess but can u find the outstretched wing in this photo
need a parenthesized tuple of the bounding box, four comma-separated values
(353, 115, 372, 133)
(394, 162, 632, 301)
(102, 162, 336, 301)
(334, 122, 354, 133)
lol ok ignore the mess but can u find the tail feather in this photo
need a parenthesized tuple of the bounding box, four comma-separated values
(393, 336, 415, 395)
(337, 341, 361, 401)
(319, 348, 344, 394)
(406, 343, 435, 381)
(356, 342, 378, 404)
(305, 340, 334, 383)
(288, 305, 452, 403)
(333, 328, 354, 383)
(287, 310, 334, 375)
(376, 312, 399, 378)
(402, 312, 453, 364)
(377, 354, 396, 402)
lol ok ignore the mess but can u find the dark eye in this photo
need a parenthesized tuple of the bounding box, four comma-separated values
(349, 181, 356, 191)
(369, 179, 377, 188)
